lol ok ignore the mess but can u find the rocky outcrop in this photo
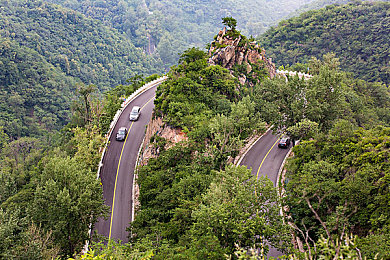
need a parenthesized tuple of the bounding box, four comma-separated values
(208, 27, 276, 85)
(138, 117, 188, 166)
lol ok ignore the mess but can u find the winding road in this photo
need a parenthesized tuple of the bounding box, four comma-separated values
(240, 130, 290, 186)
(239, 129, 291, 258)
(94, 85, 158, 242)
(94, 80, 292, 255)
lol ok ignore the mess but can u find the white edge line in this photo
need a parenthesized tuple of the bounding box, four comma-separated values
(96, 76, 167, 181)
(276, 140, 299, 217)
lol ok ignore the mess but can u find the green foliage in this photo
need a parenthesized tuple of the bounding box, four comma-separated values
(0, 0, 162, 91)
(154, 48, 238, 131)
(222, 17, 238, 31)
(187, 165, 290, 257)
(9, 223, 60, 260)
(210, 96, 266, 166)
(29, 155, 107, 257)
(0, 0, 162, 138)
(0, 38, 76, 138)
(286, 119, 319, 141)
(130, 160, 291, 258)
(315, 234, 363, 259)
(252, 54, 390, 130)
(131, 142, 214, 241)
(0, 110, 108, 258)
(128, 47, 272, 256)
(286, 126, 390, 259)
(259, 1, 390, 84)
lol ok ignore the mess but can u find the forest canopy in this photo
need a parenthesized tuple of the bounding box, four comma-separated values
(0, 0, 163, 138)
(45, 0, 317, 68)
(258, 1, 390, 84)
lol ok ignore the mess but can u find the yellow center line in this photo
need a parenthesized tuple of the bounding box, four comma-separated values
(256, 137, 280, 179)
(108, 96, 154, 240)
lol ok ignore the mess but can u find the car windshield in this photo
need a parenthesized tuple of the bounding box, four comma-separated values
(131, 111, 138, 115)
(118, 130, 125, 134)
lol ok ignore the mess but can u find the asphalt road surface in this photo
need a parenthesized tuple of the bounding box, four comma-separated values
(239, 129, 291, 258)
(94, 85, 157, 242)
(240, 130, 290, 186)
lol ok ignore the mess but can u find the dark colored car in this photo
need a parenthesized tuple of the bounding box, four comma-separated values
(278, 137, 291, 148)
(116, 127, 127, 141)
(129, 106, 141, 121)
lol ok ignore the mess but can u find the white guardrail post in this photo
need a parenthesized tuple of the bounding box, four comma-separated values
(276, 69, 313, 80)
(83, 76, 167, 254)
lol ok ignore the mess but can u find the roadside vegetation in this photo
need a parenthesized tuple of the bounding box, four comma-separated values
(0, 0, 162, 139)
(0, 74, 158, 258)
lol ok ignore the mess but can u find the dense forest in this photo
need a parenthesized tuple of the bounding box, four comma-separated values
(259, 1, 390, 84)
(292, 0, 390, 16)
(0, 0, 162, 138)
(45, 0, 316, 67)
(0, 39, 76, 138)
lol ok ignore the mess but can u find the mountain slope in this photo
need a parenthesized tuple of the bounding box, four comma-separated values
(258, 1, 390, 84)
(292, 0, 390, 16)
(0, 0, 162, 91)
(0, 0, 163, 138)
(45, 0, 317, 67)
(0, 39, 75, 138)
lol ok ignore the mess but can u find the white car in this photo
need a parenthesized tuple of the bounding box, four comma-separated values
(129, 106, 141, 121)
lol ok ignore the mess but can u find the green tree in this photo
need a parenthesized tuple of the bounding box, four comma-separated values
(222, 16, 237, 31)
(286, 119, 319, 141)
(286, 126, 390, 259)
(10, 223, 60, 260)
(72, 84, 98, 127)
(72, 126, 106, 172)
(29, 156, 107, 257)
(188, 165, 291, 257)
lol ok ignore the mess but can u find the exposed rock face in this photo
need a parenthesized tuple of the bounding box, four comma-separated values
(208, 27, 276, 84)
(139, 116, 188, 166)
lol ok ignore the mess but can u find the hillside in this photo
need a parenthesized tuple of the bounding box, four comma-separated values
(45, 0, 317, 67)
(0, 0, 162, 91)
(0, 0, 162, 138)
(258, 1, 390, 84)
(0, 39, 77, 138)
(292, 0, 390, 15)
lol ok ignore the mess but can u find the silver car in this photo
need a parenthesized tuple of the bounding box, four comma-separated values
(116, 127, 127, 141)
(129, 106, 141, 121)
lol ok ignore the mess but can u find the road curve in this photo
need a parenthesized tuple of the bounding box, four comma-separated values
(240, 130, 290, 186)
(239, 130, 291, 258)
(94, 85, 158, 242)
